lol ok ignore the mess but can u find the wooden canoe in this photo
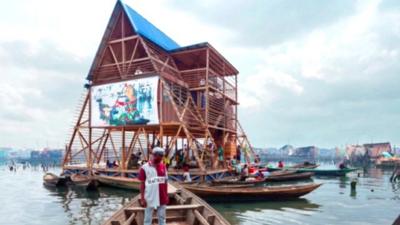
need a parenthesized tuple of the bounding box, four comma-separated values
(291, 162, 319, 169)
(70, 174, 98, 190)
(101, 183, 230, 225)
(211, 177, 265, 185)
(265, 164, 318, 172)
(96, 175, 141, 190)
(294, 168, 358, 176)
(211, 170, 298, 185)
(264, 172, 314, 182)
(43, 172, 67, 187)
(181, 183, 322, 202)
(268, 170, 297, 177)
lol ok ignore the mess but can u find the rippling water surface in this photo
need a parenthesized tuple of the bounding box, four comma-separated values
(0, 164, 399, 225)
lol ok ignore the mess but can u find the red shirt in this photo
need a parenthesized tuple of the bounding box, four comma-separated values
(138, 162, 169, 205)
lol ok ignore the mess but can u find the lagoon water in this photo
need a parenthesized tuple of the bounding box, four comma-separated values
(0, 164, 399, 225)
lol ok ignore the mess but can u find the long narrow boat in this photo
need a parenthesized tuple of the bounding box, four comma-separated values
(70, 174, 98, 190)
(96, 175, 141, 190)
(295, 168, 357, 176)
(182, 183, 322, 202)
(211, 178, 264, 185)
(211, 171, 298, 185)
(264, 172, 314, 182)
(291, 162, 319, 169)
(43, 172, 67, 187)
(265, 163, 319, 172)
(102, 183, 231, 225)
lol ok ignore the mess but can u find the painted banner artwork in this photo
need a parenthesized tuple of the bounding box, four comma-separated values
(91, 76, 159, 126)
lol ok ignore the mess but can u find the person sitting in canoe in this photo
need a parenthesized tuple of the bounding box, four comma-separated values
(278, 161, 284, 168)
(338, 161, 348, 169)
(138, 147, 168, 225)
(112, 160, 119, 168)
(240, 164, 249, 181)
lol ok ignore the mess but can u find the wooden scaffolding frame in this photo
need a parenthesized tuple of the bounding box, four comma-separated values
(62, 1, 255, 174)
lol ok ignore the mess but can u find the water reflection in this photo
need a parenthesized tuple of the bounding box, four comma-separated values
(339, 176, 349, 189)
(43, 185, 136, 225)
(2, 165, 400, 225)
(213, 198, 321, 225)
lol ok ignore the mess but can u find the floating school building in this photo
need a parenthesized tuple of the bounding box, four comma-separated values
(62, 0, 254, 181)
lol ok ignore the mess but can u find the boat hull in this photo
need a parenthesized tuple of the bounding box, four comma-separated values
(182, 183, 322, 202)
(102, 183, 230, 225)
(70, 174, 98, 189)
(295, 168, 357, 176)
(43, 173, 67, 187)
(264, 172, 314, 182)
(96, 175, 141, 190)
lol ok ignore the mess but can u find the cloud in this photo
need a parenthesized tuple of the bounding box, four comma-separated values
(0, 39, 88, 148)
(169, 0, 357, 47)
(237, 0, 400, 146)
(0, 0, 399, 148)
(0, 40, 89, 74)
(240, 67, 303, 108)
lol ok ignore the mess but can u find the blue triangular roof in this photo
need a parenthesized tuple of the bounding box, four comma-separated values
(121, 1, 180, 51)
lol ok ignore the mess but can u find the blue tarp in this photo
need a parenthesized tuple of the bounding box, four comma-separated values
(121, 1, 180, 51)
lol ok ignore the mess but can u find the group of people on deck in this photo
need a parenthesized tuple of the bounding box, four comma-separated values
(127, 143, 267, 225)
(237, 160, 285, 181)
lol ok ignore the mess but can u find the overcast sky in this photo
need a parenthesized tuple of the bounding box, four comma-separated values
(0, 0, 399, 149)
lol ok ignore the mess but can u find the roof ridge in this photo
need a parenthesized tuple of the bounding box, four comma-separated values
(120, 1, 180, 51)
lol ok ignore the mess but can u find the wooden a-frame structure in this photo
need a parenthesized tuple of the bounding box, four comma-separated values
(62, 1, 254, 178)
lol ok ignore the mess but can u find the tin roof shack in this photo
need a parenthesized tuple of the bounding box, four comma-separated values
(345, 144, 368, 165)
(363, 142, 392, 160)
(346, 145, 367, 157)
(292, 146, 319, 161)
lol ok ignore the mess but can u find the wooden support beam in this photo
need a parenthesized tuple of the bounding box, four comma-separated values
(125, 131, 139, 167)
(109, 133, 121, 165)
(194, 209, 210, 225)
(122, 127, 126, 170)
(97, 132, 110, 164)
(126, 39, 140, 73)
(94, 130, 107, 161)
(161, 79, 205, 171)
(108, 46, 123, 77)
(64, 93, 89, 166)
(108, 35, 139, 44)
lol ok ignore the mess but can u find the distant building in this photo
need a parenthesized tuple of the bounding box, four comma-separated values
(394, 147, 400, 156)
(0, 151, 7, 160)
(345, 144, 368, 165)
(0, 147, 12, 161)
(363, 142, 392, 159)
(30, 151, 41, 161)
(293, 146, 319, 160)
(346, 145, 366, 158)
(31, 148, 63, 164)
(281, 145, 295, 156)
(319, 148, 335, 159)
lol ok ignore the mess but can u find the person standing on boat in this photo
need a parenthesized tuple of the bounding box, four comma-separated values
(218, 144, 224, 168)
(236, 145, 241, 163)
(138, 147, 168, 225)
